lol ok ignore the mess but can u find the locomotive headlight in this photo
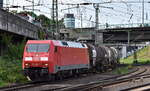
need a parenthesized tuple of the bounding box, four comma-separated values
(40, 57, 48, 61)
(25, 63, 30, 68)
(45, 64, 48, 66)
(25, 63, 29, 66)
(25, 57, 32, 61)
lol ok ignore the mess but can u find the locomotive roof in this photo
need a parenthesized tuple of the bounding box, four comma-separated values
(27, 40, 87, 48)
(52, 40, 87, 48)
(27, 40, 52, 44)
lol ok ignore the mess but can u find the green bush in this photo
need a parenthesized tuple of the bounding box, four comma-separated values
(0, 34, 28, 86)
(0, 57, 27, 86)
(1, 34, 26, 60)
(38, 30, 45, 40)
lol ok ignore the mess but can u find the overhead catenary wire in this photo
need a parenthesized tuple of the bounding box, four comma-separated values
(64, 1, 150, 23)
(4, 0, 150, 27)
(64, 4, 150, 23)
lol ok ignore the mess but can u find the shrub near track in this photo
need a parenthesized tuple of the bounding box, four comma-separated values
(0, 57, 27, 86)
(0, 34, 28, 87)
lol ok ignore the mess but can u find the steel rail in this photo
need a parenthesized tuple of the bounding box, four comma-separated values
(58, 67, 148, 91)
(0, 66, 143, 91)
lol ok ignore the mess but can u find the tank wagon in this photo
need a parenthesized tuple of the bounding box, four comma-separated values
(22, 40, 119, 81)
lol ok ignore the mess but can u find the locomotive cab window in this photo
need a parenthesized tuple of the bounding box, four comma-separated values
(62, 42, 68, 46)
(82, 44, 85, 47)
(26, 44, 50, 52)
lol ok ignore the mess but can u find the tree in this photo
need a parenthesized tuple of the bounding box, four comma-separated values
(37, 14, 53, 28)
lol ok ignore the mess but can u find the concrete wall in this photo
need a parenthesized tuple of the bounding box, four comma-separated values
(122, 46, 127, 58)
(0, 9, 41, 39)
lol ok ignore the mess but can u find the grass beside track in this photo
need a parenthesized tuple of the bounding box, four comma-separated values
(112, 65, 133, 75)
(0, 57, 28, 87)
(120, 46, 150, 64)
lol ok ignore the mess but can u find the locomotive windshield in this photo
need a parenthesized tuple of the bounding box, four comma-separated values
(27, 44, 50, 52)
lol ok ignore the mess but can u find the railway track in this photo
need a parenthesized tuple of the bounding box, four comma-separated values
(115, 66, 147, 79)
(0, 81, 50, 91)
(58, 66, 150, 91)
(121, 83, 150, 91)
(0, 66, 148, 91)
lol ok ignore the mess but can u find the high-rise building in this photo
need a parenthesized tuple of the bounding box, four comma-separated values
(0, 0, 3, 8)
(64, 14, 75, 29)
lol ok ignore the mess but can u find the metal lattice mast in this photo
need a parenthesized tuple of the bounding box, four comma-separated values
(52, 0, 59, 39)
(93, 4, 99, 29)
(32, 0, 34, 13)
(93, 4, 100, 45)
(142, 0, 144, 26)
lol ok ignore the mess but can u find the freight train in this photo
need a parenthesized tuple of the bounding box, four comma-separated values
(22, 40, 119, 81)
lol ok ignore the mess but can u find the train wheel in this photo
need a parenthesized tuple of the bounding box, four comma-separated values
(41, 74, 51, 81)
(55, 72, 63, 80)
(58, 73, 63, 80)
(72, 70, 77, 78)
(76, 69, 80, 77)
(49, 74, 55, 81)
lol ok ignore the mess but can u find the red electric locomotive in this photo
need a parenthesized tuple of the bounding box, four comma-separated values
(22, 40, 90, 80)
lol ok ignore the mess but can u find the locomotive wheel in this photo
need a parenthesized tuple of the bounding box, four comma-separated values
(72, 70, 77, 78)
(95, 63, 104, 72)
(49, 74, 55, 81)
(76, 69, 80, 77)
(41, 74, 51, 81)
(55, 72, 63, 80)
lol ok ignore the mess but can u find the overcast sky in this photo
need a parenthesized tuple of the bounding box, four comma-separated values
(3, 0, 150, 28)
